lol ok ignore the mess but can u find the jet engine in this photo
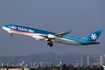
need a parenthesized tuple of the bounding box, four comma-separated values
(48, 34, 57, 38)
(33, 35, 45, 40)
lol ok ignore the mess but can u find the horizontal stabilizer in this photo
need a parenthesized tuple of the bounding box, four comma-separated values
(89, 41, 100, 44)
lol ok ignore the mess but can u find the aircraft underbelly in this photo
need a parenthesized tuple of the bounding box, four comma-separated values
(54, 38, 82, 45)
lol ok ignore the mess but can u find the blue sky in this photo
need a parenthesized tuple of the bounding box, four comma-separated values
(0, 0, 105, 56)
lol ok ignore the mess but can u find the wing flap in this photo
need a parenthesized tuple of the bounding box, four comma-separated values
(40, 30, 71, 40)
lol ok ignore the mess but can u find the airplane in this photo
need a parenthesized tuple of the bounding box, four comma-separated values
(2, 24, 103, 47)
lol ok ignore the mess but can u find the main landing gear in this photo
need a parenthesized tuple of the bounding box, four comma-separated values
(47, 39, 53, 47)
(10, 33, 13, 37)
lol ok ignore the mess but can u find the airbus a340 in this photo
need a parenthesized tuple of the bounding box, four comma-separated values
(2, 24, 103, 47)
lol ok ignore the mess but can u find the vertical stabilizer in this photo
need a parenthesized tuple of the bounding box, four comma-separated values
(83, 29, 103, 41)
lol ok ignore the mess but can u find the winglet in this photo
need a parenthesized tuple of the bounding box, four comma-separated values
(67, 30, 71, 33)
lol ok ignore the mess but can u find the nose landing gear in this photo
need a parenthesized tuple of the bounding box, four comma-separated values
(10, 33, 13, 37)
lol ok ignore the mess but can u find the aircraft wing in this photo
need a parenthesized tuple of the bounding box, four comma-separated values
(54, 30, 71, 37)
(42, 30, 71, 38)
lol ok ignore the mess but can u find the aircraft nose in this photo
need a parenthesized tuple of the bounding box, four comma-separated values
(2, 26, 10, 31)
(2, 26, 4, 29)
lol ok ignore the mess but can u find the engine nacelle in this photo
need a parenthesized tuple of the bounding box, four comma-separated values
(33, 35, 45, 40)
(48, 34, 57, 38)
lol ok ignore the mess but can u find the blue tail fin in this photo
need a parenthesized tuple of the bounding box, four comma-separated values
(83, 29, 103, 41)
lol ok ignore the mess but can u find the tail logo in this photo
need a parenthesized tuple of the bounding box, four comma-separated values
(82, 29, 103, 42)
(91, 34, 97, 40)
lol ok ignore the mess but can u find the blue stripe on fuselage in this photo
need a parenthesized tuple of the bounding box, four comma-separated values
(7, 24, 56, 35)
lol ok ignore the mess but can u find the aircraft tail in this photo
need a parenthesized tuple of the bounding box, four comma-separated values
(82, 29, 103, 42)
